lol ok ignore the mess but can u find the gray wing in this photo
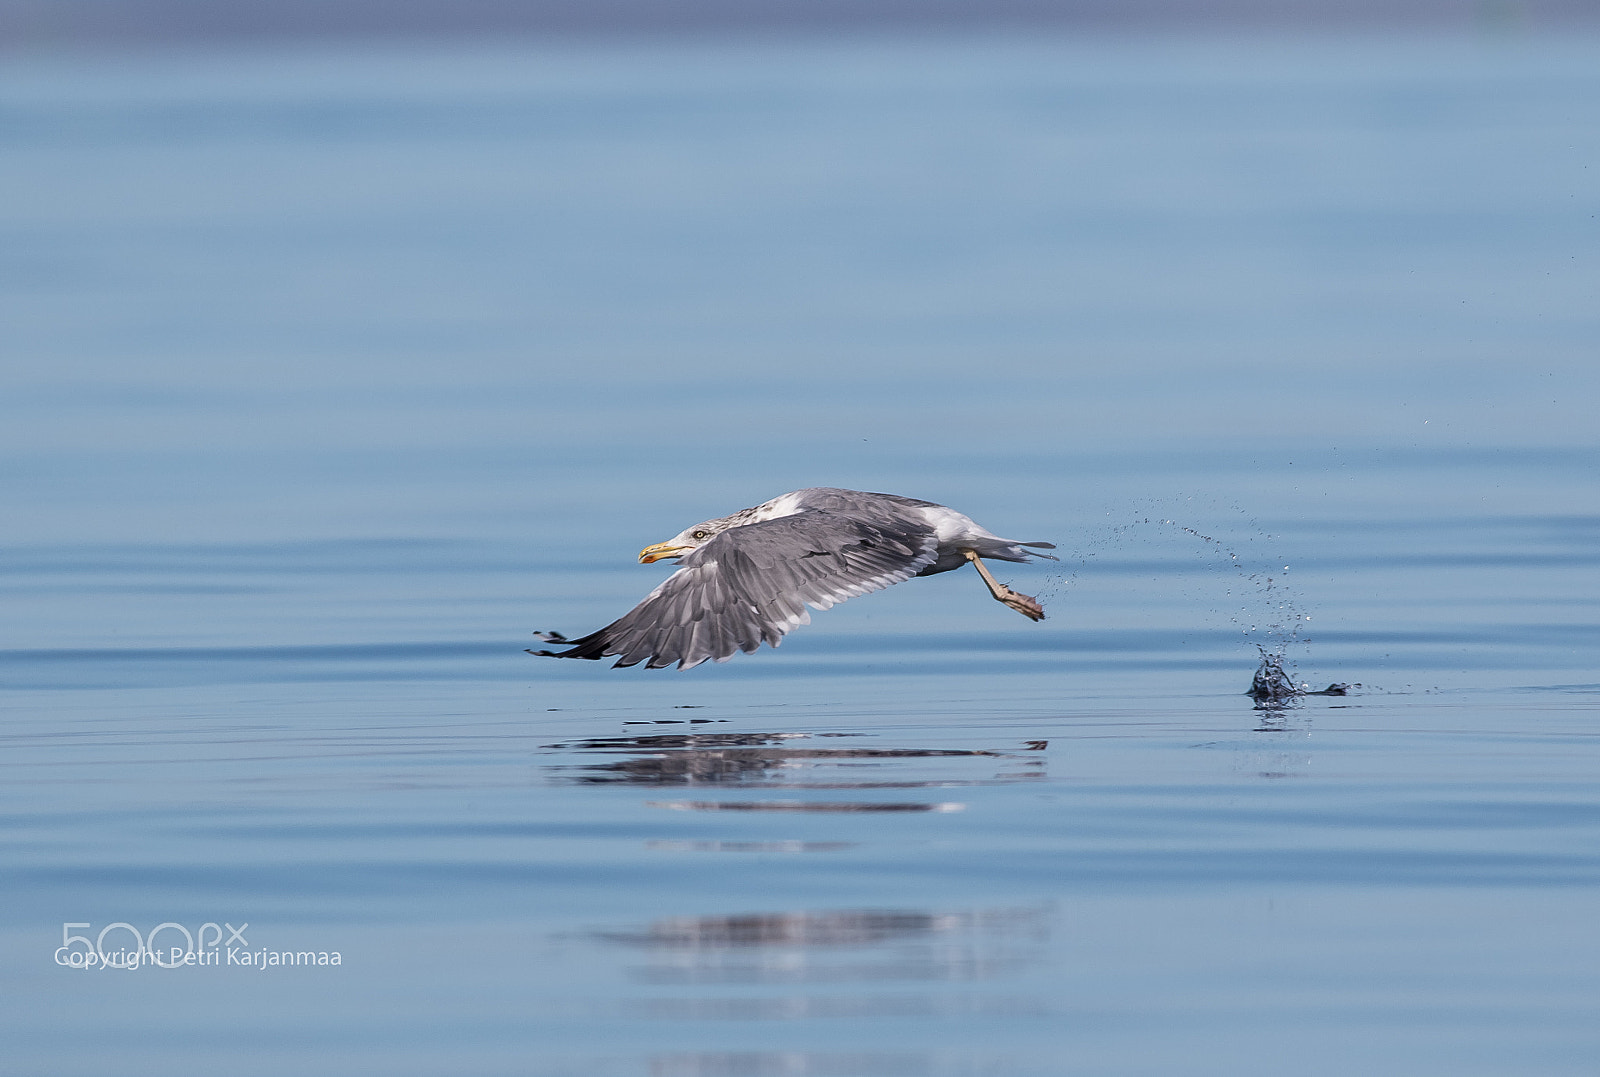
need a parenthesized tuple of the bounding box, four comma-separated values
(531, 510, 939, 669)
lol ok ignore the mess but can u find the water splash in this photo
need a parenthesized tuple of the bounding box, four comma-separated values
(1247, 648, 1300, 705)
(1248, 646, 1358, 715)
(1041, 509, 1325, 700)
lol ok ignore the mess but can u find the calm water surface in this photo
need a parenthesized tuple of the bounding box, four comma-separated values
(2, 30, 1598, 1076)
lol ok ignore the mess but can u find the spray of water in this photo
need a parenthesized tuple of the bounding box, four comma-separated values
(1038, 510, 1344, 706)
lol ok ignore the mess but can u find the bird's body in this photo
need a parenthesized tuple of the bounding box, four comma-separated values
(531, 487, 1056, 670)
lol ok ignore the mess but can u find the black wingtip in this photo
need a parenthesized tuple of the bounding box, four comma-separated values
(528, 629, 609, 660)
(528, 646, 607, 661)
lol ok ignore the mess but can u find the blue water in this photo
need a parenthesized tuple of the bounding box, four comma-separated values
(3, 30, 1599, 1076)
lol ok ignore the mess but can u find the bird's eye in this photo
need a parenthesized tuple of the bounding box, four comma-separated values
(692, 530, 709, 540)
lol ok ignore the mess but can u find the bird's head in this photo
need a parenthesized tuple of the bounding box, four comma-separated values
(639, 516, 737, 564)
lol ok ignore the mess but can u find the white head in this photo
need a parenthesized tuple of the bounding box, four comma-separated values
(638, 514, 742, 564)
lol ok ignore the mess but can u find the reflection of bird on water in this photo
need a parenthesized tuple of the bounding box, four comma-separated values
(601, 909, 966, 949)
(593, 907, 1053, 990)
(543, 731, 1033, 791)
(530, 487, 1057, 669)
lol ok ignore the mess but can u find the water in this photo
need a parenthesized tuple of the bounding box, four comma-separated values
(2, 29, 1599, 1076)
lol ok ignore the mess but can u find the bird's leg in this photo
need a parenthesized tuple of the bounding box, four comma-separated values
(961, 549, 1045, 621)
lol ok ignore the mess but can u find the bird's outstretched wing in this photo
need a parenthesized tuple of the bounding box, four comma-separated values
(530, 511, 939, 669)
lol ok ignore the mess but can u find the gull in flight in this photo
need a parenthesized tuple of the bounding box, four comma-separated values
(530, 487, 1056, 670)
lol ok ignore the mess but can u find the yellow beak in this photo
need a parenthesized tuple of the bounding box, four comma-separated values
(639, 542, 692, 564)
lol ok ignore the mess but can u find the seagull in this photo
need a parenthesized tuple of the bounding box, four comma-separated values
(529, 487, 1057, 670)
